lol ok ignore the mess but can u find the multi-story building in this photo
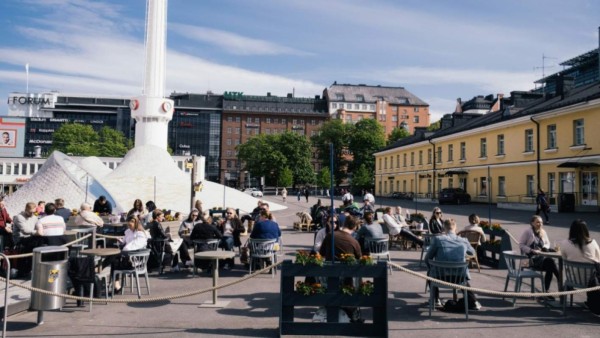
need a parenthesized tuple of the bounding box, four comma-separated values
(323, 83, 430, 135)
(221, 91, 329, 188)
(374, 48, 600, 212)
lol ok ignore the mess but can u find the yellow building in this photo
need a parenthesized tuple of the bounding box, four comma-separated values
(374, 74, 600, 212)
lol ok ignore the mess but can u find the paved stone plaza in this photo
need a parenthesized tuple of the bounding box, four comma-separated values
(2, 195, 599, 337)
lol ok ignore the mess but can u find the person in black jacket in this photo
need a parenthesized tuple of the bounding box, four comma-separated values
(190, 217, 222, 270)
(147, 209, 192, 272)
(93, 195, 112, 216)
(429, 207, 444, 234)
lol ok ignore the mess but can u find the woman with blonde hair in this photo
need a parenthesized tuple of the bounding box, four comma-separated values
(519, 215, 560, 300)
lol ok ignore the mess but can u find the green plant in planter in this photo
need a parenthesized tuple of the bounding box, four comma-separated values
(410, 212, 425, 221)
(491, 223, 503, 231)
(358, 281, 374, 296)
(295, 250, 324, 267)
(341, 284, 355, 296)
(295, 281, 326, 295)
(339, 253, 357, 265)
(480, 220, 490, 229)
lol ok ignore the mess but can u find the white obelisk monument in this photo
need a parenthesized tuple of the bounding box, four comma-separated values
(129, 0, 174, 149)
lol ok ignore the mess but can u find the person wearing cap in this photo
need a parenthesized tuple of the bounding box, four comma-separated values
(356, 210, 384, 251)
(93, 195, 112, 216)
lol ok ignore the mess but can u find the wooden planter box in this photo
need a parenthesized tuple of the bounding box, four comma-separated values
(280, 260, 388, 337)
(480, 228, 512, 269)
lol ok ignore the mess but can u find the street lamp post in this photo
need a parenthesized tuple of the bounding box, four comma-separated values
(223, 171, 227, 208)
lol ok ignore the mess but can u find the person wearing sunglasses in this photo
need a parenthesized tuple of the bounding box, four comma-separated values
(429, 207, 444, 234)
(217, 208, 244, 269)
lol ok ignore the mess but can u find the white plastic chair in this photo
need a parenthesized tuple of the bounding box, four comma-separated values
(111, 249, 151, 299)
(502, 251, 546, 306)
(365, 237, 392, 274)
(428, 260, 470, 320)
(248, 238, 277, 278)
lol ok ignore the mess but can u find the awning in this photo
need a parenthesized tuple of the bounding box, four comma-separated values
(557, 162, 600, 168)
(445, 170, 468, 176)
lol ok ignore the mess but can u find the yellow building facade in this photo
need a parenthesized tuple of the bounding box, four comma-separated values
(374, 84, 600, 212)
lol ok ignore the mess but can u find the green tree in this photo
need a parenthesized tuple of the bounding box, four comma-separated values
(275, 131, 315, 185)
(237, 134, 287, 185)
(387, 127, 411, 146)
(348, 118, 385, 173)
(311, 119, 349, 185)
(278, 167, 293, 188)
(52, 123, 99, 156)
(316, 166, 331, 190)
(351, 164, 373, 192)
(98, 126, 130, 157)
(428, 120, 441, 131)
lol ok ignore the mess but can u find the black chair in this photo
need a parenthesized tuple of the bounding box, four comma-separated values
(147, 238, 168, 274)
(68, 256, 107, 311)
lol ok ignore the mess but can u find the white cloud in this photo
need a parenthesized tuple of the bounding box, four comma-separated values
(170, 23, 312, 56)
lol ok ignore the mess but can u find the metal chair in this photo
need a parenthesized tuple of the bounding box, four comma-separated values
(427, 260, 470, 319)
(365, 237, 392, 274)
(111, 249, 151, 299)
(192, 239, 219, 276)
(563, 259, 597, 315)
(248, 238, 277, 278)
(457, 230, 482, 272)
(502, 251, 545, 306)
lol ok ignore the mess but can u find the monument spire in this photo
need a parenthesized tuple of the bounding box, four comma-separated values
(129, 0, 174, 149)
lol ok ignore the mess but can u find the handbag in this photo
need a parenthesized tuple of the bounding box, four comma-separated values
(240, 245, 250, 264)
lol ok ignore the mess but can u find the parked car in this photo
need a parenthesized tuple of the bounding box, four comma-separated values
(244, 188, 263, 197)
(438, 188, 471, 204)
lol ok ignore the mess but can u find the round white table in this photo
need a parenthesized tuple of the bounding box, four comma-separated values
(194, 250, 236, 308)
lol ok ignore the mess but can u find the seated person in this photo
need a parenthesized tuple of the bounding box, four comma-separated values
(313, 214, 340, 253)
(147, 209, 192, 272)
(93, 195, 112, 216)
(356, 210, 384, 251)
(559, 219, 600, 263)
(216, 208, 244, 269)
(12, 202, 43, 275)
(429, 207, 445, 234)
(54, 198, 72, 223)
(359, 199, 375, 217)
(111, 216, 149, 293)
(425, 219, 481, 310)
(519, 215, 559, 300)
(459, 214, 486, 245)
(382, 207, 424, 247)
(250, 209, 281, 240)
(190, 215, 223, 271)
(74, 202, 104, 227)
(35, 202, 66, 246)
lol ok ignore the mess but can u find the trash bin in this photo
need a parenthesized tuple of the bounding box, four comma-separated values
(30, 246, 68, 315)
(558, 193, 575, 212)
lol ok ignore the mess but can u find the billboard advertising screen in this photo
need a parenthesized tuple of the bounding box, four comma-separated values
(0, 117, 26, 157)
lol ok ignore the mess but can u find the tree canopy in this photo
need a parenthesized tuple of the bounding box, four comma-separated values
(316, 166, 331, 189)
(52, 123, 131, 157)
(387, 127, 411, 146)
(310, 119, 349, 185)
(347, 118, 385, 173)
(237, 131, 314, 187)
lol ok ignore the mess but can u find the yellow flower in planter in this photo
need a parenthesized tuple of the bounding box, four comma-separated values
(295, 250, 324, 267)
(491, 223, 503, 231)
(295, 281, 326, 295)
(339, 253, 357, 265)
(359, 255, 374, 266)
(359, 281, 374, 296)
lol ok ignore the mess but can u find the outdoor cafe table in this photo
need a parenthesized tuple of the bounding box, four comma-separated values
(194, 250, 236, 308)
(537, 250, 564, 306)
(80, 248, 121, 272)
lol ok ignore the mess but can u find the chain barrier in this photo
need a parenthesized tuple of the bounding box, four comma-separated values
(388, 262, 600, 298)
(0, 261, 284, 303)
(2, 258, 599, 304)
(3, 235, 92, 259)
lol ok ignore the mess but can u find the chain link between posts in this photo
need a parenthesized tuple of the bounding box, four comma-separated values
(2, 254, 599, 304)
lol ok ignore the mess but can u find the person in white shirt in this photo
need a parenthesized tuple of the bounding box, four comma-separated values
(35, 203, 66, 245)
(363, 190, 375, 204)
(112, 216, 149, 292)
(75, 202, 104, 227)
(560, 219, 600, 263)
(381, 207, 423, 247)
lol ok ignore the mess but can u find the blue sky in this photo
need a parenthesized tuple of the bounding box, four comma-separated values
(0, 0, 598, 122)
